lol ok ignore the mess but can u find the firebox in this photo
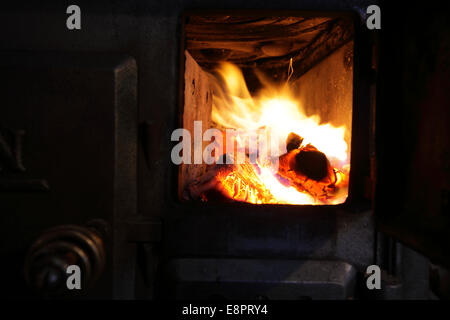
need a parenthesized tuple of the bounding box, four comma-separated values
(178, 12, 354, 206)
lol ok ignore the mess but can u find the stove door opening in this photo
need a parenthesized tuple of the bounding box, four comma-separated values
(177, 13, 354, 205)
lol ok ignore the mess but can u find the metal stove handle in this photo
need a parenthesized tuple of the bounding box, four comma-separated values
(24, 219, 108, 297)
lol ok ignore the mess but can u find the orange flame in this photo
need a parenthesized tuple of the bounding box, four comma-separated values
(211, 62, 350, 205)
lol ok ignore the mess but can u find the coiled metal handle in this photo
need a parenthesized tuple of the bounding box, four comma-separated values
(24, 219, 108, 296)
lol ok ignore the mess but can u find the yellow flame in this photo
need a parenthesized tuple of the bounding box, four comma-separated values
(258, 166, 317, 204)
(211, 62, 350, 205)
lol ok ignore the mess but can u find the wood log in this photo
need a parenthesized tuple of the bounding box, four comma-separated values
(184, 138, 339, 203)
(183, 159, 273, 203)
(277, 144, 336, 200)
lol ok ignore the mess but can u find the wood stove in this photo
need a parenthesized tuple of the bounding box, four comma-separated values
(1, 0, 449, 301)
(179, 13, 354, 206)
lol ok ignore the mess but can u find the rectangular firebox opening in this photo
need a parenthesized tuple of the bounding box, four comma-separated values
(178, 12, 354, 206)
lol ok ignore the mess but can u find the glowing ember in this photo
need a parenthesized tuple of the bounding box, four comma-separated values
(189, 62, 350, 205)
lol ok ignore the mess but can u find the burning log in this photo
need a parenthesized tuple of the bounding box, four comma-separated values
(182, 164, 235, 202)
(277, 141, 337, 200)
(183, 159, 274, 204)
(184, 132, 342, 204)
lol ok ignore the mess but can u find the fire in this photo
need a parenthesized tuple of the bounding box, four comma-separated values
(202, 62, 350, 205)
